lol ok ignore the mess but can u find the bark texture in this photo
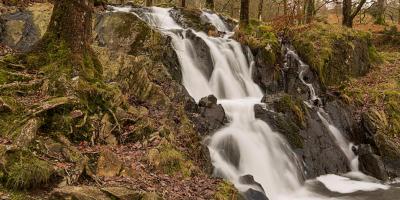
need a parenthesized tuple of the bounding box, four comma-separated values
(240, 0, 250, 28)
(342, 0, 367, 27)
(44, 0, 93, 53)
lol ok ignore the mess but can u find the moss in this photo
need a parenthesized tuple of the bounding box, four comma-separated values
(275, 95, 306, 128)
(3, 151, 53, 190)
(237, 20, 279, 50)
(292, 23, 378, 87)
(147, 142, 194, 177)
(214, 181, 239, 200)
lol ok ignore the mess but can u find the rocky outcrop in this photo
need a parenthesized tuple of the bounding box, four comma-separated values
(255, 100, 350, 179)
(0, 3, 52, 52)
(291, 23, 377, 87)
(193, 95, 226, 136)
(357, 144, 389, 181)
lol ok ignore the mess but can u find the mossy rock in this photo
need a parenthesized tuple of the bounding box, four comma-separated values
(1, 150, 53, 190)
(274, 95, 307, 129)
(147, 142, 194, 177)
(214, 181, 240, 200)
(292, 23, 379, 87)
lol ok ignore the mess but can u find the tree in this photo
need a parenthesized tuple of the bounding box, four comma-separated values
(240, 0, 250, 28)
(146, 0, 152, 7)
(375, 0, 386, 24)
(206, 0, 214, 10)
(305, 0, 315, 23)
(26, 0, 102, 80)
(258, 0, 264, 20)
(181, 0, 186, 7)
(342, 0, 367, 27)
(399, 0, 400, 24)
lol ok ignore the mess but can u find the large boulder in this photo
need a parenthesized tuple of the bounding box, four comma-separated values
(194, 95, 226, 136)
(358, 144, 389, 181)
(0, 3, 52, 52)
(255, 97, 350, 179)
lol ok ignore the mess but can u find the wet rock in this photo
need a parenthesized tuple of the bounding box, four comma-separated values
(195, 95, 226, 136)
(241, 188, 269, 200)
(252, 45, 283, 93)
(101, 187, 142, 200)
(239, 174, 265, 192)
(255, 103, 349, 179)
(199, 95, 218, 107)
(358, 144, 389, 181)
(185, 30, 214, 79)
(96, 148, 123, 177)
(50, 186, 111, 200)
(214, 135, 240, 168)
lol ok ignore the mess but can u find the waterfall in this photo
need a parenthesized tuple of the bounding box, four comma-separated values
(111, 6, 393, 199)
(283, 46, 359, 171)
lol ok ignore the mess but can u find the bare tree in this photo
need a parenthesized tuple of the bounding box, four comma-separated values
(342, 0, 367, 27)
(146, 0, 152, 7)
(375, 0, 386, 24)
(258, 0, 264, 20)
(305, 0, 315, 23)
(240, 0, 250, 28)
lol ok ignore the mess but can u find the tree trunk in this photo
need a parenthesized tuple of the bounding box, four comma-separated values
(44, 0, 93, 54)
(257, 0, 264, 21)
(240, 0, 250, 28)
(283, 0, 288, 15)
(342, 0, 353, 27)
(375, 0, 386, 24)
(398, 0, 400, 24)
(146, 0, 152, 7)
(206, 0, 214, 10)
(181, 0, 186, 7)
(305, 0, 315, 23)
(31, 0, 102, 79)
(342, 0, 366, 27)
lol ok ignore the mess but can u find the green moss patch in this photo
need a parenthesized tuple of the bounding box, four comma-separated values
(291, 23, 379, 87)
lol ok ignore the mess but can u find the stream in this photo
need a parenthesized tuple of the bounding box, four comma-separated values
(111, 6, 400, 200)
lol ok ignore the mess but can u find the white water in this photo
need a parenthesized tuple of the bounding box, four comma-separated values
(112, 6, 393, 199)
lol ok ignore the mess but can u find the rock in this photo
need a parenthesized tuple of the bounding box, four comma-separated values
(358, 144, 389, 181)
(255, 103, 349, 179)
(239, 174, 265, 192)
(99, 114, 118, 145)
(101, 187, 142, 200)
(15, 118, 40, 147)
(50, 186, 111, 200)
(214, 135, 240, 168)
(195, 95, 226, 136)
(241, 188, 269, 200)
(0, 3, 52, 51)
(184, 30, 214, 79)
(199, 95, 218, 108)
(96, 148, 123, 177)
(0, 98, 13, 113)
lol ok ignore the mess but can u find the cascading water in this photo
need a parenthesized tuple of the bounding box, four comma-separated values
(111, 6, 396, 199)
(283, 46, 359, 171)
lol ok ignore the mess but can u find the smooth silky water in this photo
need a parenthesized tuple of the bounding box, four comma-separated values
(111, 6, 397, 200)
